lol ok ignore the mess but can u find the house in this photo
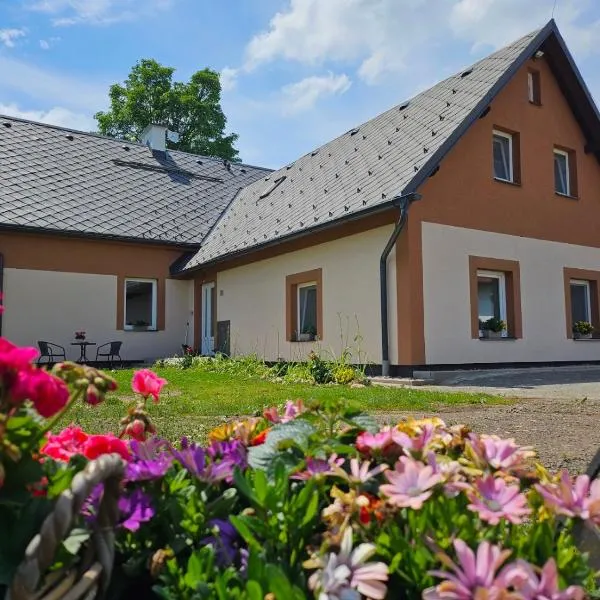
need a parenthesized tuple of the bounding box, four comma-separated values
(2, 20, 600, 374)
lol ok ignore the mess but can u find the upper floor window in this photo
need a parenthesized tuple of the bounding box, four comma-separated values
(554, 147, 577, 198)
(528, 69, 541, 105)
(493, 130, 514, 182)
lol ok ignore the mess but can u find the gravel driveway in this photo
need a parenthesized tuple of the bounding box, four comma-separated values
(378, 366, 600, 474)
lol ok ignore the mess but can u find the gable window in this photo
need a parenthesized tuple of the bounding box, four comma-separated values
(286, 269, 323, 342)
(125, 278, 157, 330)
(493, 130, 514, 182)
(554, 147, 577, 197)
(477, 271, 507, 337)
(527, 69, 541, 105)
(469, 256, 522, 340)
(554, 149, 569, 196)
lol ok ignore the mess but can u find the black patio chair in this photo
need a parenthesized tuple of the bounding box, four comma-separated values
(37, 341, 66, 365)
(96, 341, 123, 368)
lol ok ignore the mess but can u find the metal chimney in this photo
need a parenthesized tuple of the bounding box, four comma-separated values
(140, 124, 167, 152)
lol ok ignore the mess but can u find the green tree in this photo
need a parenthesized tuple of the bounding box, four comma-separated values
(95, 59, 239, 160)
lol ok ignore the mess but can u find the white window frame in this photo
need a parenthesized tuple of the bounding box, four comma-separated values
(527, 71, 535, 103)
(493, 130, 514, 183)
(477, 270, 507, 337)
(297, 281, 317, 335)
(570, 279, 591, 324)
(554, 148, 570, 196)
(124, 278, 158, 331)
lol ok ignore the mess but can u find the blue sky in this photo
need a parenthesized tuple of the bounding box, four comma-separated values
(0, 0, 599, 168)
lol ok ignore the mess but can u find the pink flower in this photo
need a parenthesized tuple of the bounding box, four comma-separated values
(391, 423, 436, 454)
(41, 425, 89, 461)
(535, 470, 596, 520)
(291, 454, 344, 480)
(131, 369, 167, 402)
(263, 400, 305, 424)
(380, 456, 442, 509)
(424, 539, 512, 600)
(470, 434, 535, 473)
(332, 458, 388, 484)
(356, 428, 396, 454)
(498, 558, 585, 600)
(11, 369, 69, 417)
(0, 337, 38, 375)
(466, 475, 531, 525)
(83, 434, 130, 461)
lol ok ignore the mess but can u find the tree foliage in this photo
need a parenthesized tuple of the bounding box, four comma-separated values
(95, 59, 239, 161)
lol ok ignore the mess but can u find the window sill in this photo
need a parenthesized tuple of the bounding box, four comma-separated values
(572, 337, 600, 341)
(493, 177, 521, 187)
(555, 192, 578, 200)
(124, 328, 158, 333)
(477, 337, 518, 341)
(528, 101, 542, 107)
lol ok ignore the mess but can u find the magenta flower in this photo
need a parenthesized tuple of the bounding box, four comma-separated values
(263, 400, 305, 423)
(0, 337, 38, 375)
(131, 369, 167, 403)
(498, 558, 585, 600)
(380, 456, 442, 509)
(307, 527, 388, 600)
(470, 434, 535, 472)
(424, 539, 512, 600)
(535, 470, 597, 520)
(466, 475, 531, 525)
(355, 428, 394, 454)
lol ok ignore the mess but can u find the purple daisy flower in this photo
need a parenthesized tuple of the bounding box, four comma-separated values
(126, 437, 173, 482)
(118, 488, 155, 532)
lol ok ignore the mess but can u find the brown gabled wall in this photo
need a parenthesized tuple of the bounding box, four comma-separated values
(397, 56, 600, 365)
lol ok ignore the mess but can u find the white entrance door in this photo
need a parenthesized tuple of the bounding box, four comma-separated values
(201, 283, 215, 355)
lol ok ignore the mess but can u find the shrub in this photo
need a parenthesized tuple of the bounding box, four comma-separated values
(332, 364, 356, 385)
(308, 351, 333, 384)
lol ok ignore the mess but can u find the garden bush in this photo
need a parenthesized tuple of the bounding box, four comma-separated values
(1, 315, 597, 599)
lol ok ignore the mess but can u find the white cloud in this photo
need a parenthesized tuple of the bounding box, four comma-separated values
(242, 0, 600, 86)
(450, 0, 600, 57)
(0, 28, 26, 48)
(27, 0, 175, 26)
(0, 103, 96, 131)
(282, 72, 351, 114)
(39, 36, 61, 50)
(220, 67, 238, 92)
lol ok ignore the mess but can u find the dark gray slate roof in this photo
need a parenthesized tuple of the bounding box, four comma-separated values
(180, 25, 548, 270)
(0, 116, 270, 246)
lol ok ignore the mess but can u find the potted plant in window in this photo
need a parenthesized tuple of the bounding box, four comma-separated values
(480, 317, 507, 339)
(573, 320, 594, 339)
(298, 325, 317, 342)
(131, 320, 150, 331)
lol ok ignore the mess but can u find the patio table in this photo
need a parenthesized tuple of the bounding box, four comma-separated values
(71, 341, 97, 364)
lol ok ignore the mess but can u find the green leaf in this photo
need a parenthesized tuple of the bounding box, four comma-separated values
(47, 468, 76, 500)
(347, 413, 379, 433)
(62, 528, 90, 555)
(245, 580, 263, 600)
(265, 564, 294, 599)
(300, 489, 319, 528)
(230, 516, 261, 552)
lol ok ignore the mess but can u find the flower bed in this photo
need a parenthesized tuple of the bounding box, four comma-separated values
(0, 320, 598, 598)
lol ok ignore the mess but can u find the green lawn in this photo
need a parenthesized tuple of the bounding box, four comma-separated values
(63, 367, 503, 442)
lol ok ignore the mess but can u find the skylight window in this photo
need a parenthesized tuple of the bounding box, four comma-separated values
(399, 101, 410, 111)
(460, 68, 473, 78)
(259, 176, 286, 199)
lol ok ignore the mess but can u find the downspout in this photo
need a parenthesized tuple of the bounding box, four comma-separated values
(380, 192, 421, 377)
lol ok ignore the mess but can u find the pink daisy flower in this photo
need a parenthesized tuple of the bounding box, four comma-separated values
(380, 456, 442, 510)
(466, 475, 531, 525)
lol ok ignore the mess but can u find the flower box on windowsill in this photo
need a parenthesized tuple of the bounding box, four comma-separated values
(479, 336, 517, 341)
(573, 333, 594, 340)
(297, 333, 316, 342)
(480, 330, 504, 339)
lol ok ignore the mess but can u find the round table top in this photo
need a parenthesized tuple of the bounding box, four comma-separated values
(70, 341, 97, 345)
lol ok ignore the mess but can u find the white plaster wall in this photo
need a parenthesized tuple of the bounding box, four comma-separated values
(2, 269, 192, 362)
(422, 222, 600, 364)
(217, 225, 397, 364)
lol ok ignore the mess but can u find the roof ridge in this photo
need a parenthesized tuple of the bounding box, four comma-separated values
(0, 112, 273, 172)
